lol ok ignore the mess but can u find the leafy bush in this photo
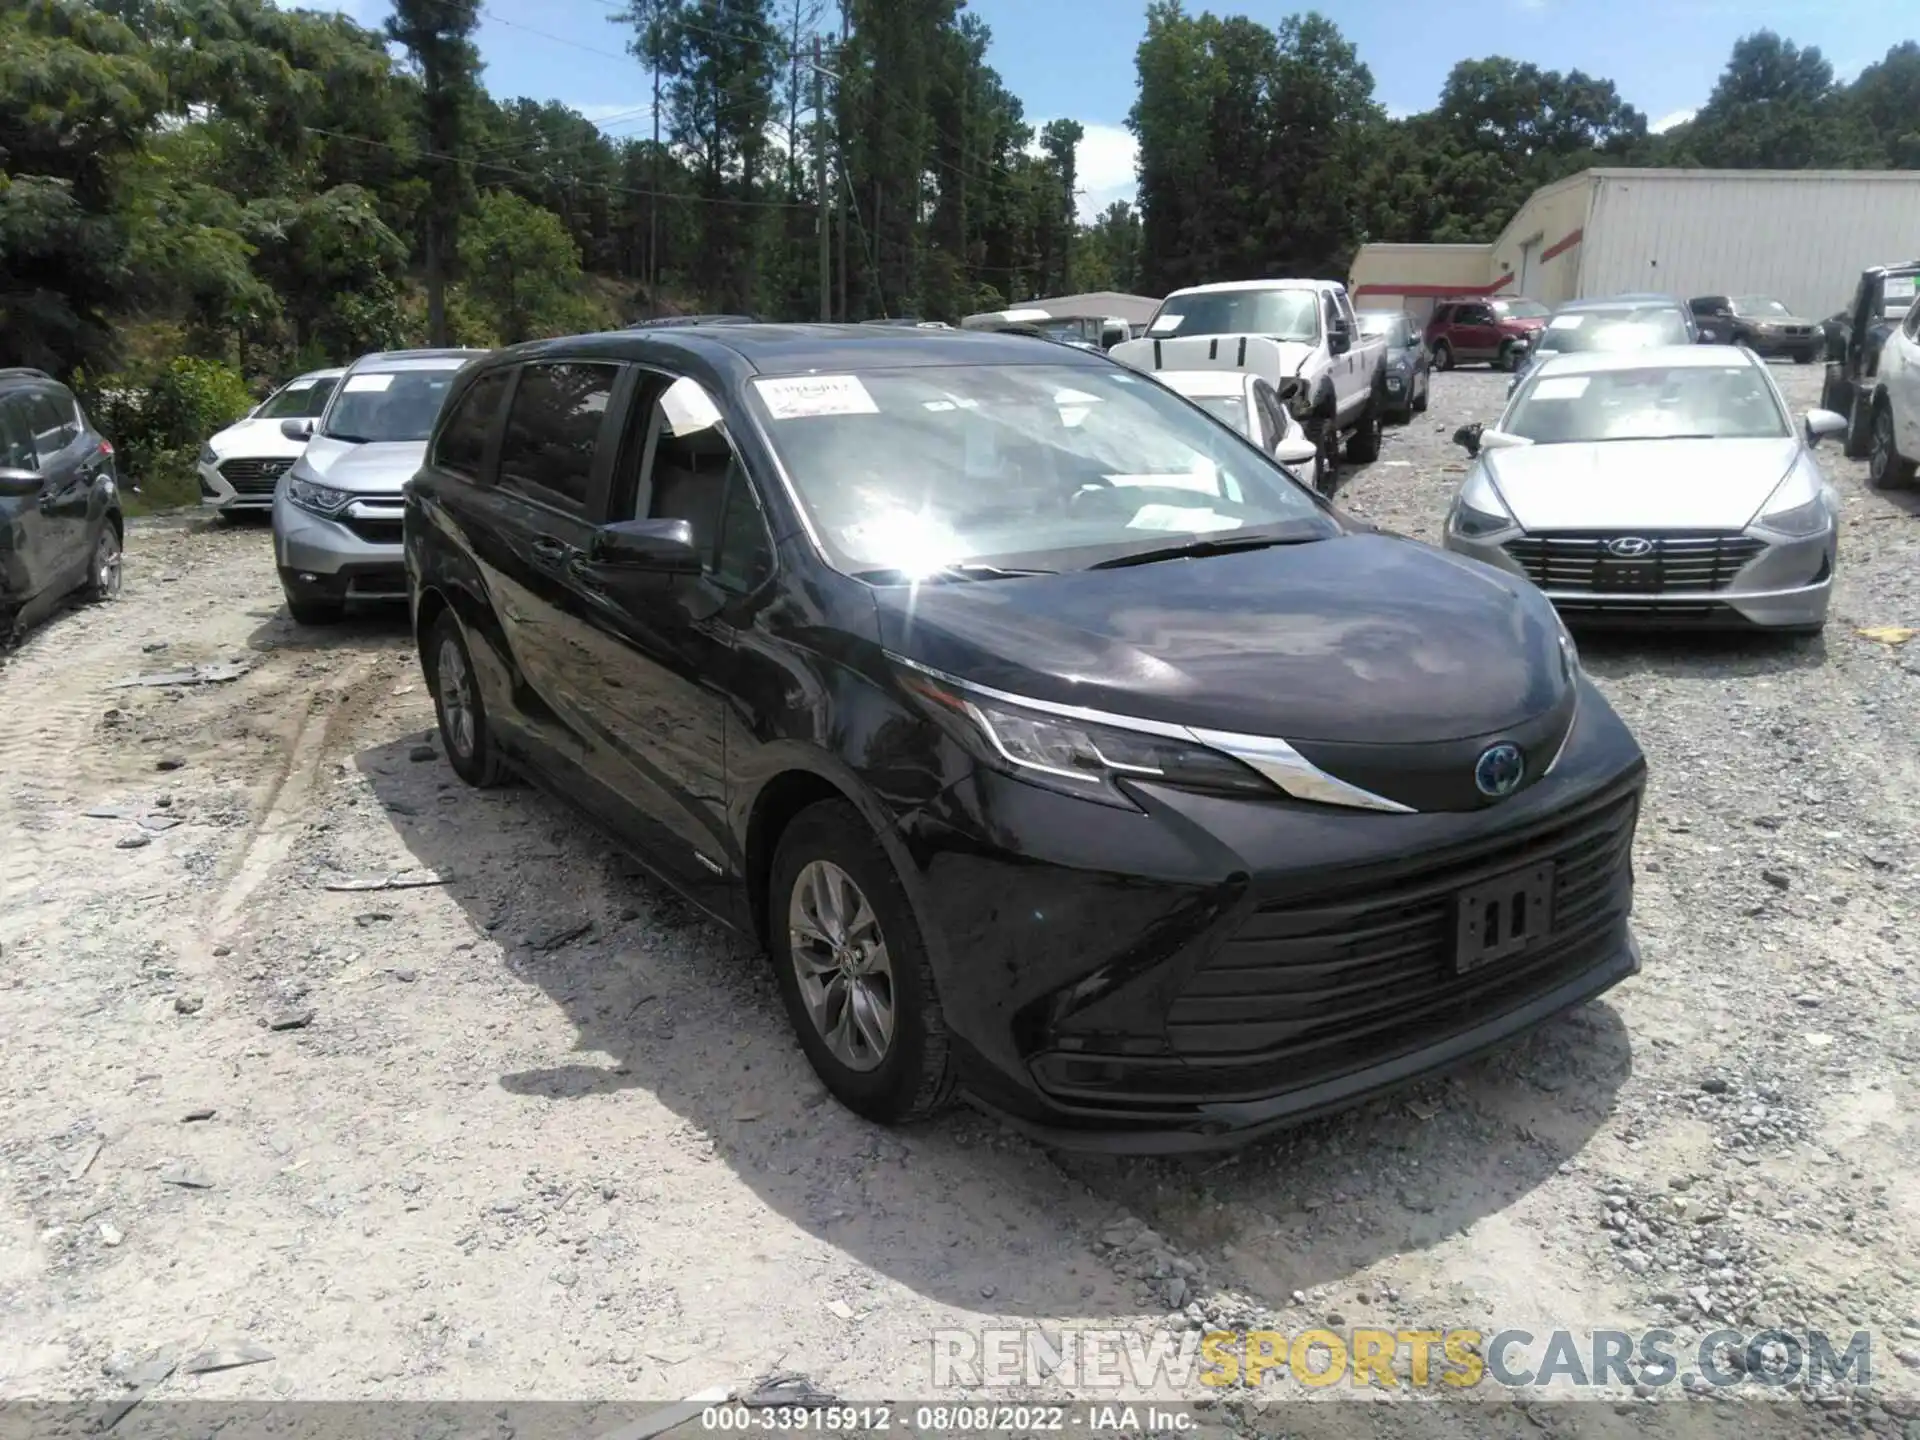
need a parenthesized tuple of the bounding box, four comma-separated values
(76, 356, 253, 511)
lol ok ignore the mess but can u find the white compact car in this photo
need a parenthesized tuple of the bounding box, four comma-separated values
(1109, 334, 1328, 490)
(198, 367, 344, 515)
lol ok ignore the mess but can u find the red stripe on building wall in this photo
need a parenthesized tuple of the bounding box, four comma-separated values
(1352, 226, 1584, 300)
(1539, 226, 1584, 263)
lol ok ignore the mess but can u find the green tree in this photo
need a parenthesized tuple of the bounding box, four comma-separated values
(458, 188, 587, 343)
(386, 0, 485, 345)
(1679, 31, 1868, 169)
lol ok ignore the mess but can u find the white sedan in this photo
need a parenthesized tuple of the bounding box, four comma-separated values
(1443, 345, 1846, 634)
(198, 367, 343, 515)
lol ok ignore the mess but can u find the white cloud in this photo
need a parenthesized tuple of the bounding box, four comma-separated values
(1030, 121, 1138, 222)
(1651, 107, 1697, 133)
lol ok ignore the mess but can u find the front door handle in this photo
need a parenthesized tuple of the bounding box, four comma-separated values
(531, 536, 568, 565)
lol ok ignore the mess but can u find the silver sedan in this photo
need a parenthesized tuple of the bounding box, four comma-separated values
(1443, 345, 1846, 633)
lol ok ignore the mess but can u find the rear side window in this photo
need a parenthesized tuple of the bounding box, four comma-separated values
(435, 369, 511, 480)
(497, 363, 619, 508)
(258, 377, 339, 420)
(0, 397, 37, 471)
(27, 391, 78, 465)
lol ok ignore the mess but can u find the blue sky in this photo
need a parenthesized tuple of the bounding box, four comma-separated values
(332, 0, 1908, 219)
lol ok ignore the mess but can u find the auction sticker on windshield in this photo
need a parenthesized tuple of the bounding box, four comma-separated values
(1547, 314, 1585, 330)
(754, 375, 878, 420)
(1531, 377, 1591, 401)
(343, 373, 394, 392)
(1147, 314, 1184, 334)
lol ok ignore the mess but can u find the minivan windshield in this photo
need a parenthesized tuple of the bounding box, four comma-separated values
(1537, 307, 1691, 354)
(747, 363, 1333, 576)
(257, 376, 339, 420)
(321, 366, 465, 443)
(1505, 363, 1789, 445)
(1146, 289, 1321, 344)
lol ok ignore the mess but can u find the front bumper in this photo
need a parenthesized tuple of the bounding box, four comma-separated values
(1740, 330, 1820, 357)
(199, 456, 293, 510)
(1447, 529, 1834, 630)
(898, 680, 1646, 1151)
(271, 490, 408, 599)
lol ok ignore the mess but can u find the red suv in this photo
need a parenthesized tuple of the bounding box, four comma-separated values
(1425, 298, 1550, 371)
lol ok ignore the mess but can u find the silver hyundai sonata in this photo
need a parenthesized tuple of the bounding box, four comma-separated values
(1444, 346, 1847, 633)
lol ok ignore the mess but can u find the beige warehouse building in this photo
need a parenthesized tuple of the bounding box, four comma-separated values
(1350, 167, 1920, 325)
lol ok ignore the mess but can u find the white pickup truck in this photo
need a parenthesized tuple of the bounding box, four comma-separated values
(1117, 279, 1390, 474)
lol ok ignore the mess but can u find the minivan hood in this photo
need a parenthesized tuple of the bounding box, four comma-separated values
(876, 532, 1567, 745)
(294, 437, 427, 493)
(1485, 438, 1797, 532)
(207, 416, 309, 460)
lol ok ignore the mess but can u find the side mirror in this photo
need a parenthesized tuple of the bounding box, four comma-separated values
(590, 517, 704, 574)
(1452, 423, 1484, 458)
(1100, 321, 1128, 351)
(0, 466, 44, 498)
(660, 376, 723, 437)
(1803, 408, 1848, 445)
(280, 418, 315, 441)
(1274, 436, 1320, 466)
(1328, 324, 1352, 356)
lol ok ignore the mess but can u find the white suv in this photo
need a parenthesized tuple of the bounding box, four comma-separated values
(1870, 295, 1920, 489)
(198, 367, 343, 515)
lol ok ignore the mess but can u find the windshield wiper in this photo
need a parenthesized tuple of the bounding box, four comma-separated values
(1086, 530, 1325, 571)
(324, 432, 374, 444)
(852, 561, 1057, 584)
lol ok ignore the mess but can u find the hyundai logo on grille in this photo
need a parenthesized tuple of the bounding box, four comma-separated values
(1607, 536, 1654, 558)
(1474, 742, 1526, 799)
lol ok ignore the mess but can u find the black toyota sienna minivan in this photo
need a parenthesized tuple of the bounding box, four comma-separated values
(404, 324, 1646, 1152)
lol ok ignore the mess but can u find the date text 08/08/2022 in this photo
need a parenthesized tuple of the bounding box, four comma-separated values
(697, 1405, 1198, 1433)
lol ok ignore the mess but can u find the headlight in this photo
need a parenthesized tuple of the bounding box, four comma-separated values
(199, 443, 219, 466)
(285, 474, 354, 517)
(899, 670, 1274, 809)
(1447, 465, 1520, 541)
(1749, 460, 1831, 540)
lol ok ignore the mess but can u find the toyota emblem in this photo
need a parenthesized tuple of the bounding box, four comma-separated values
(1607, 536, 1654, 558)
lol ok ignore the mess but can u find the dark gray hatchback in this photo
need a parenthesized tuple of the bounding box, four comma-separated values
(0, 368, 123, 640)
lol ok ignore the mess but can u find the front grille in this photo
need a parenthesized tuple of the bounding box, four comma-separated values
(1503, 532, 1764, 593)
(218, 456, 294, 495)
(1163, 788, 1638, 1069)
(344, 518, 403, 547)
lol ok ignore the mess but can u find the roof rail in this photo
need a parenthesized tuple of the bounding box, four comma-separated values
(0, 366, 53, 383)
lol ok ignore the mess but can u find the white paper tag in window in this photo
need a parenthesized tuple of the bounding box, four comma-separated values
(343, 373, 394, 393)
(1547, 314, 1585, 330)
(283, 378, 316, 392)
(1127, 504, 1240, 533)
(1530, 376, 1590, 400)
(1147, 314, 1184, 334)
(754, 375, 878, 420)
(1887, 276, 1917, 302)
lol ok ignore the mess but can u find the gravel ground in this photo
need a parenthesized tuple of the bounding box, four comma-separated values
(1, 363, 1917, 1429)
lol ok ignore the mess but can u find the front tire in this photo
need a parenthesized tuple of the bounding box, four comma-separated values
(1844, 393, 1874, 459)
(1344, 397, 1384, 464)
(1431, 340, 1454, 372)
(1868, 403, 1917, 489)
(82, 524, 122, 603)
(424, 609, 506, 787)
(1412, 373, 1430, 414)
(769, 799, 955, 1126)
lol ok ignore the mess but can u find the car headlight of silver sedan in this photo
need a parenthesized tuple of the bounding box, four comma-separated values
(1446, 464, 1521, 542)
(285, 474, 355, 518)
(1749, 460, 1833, 541)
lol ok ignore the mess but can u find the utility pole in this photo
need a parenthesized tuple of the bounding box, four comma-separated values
(836, 3, 848, 322)
(813, 36, 829, 321)
(648, 0, 661, 319)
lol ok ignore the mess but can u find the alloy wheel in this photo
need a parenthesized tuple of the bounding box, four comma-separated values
(1871, 409, 1895, 487)
(787, 859, 895, 1072)
(436, 633, 477, 760)
(94, 531, 122, 598)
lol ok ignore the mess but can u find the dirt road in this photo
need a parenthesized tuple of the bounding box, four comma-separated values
(2, 365, 1916, 1423)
